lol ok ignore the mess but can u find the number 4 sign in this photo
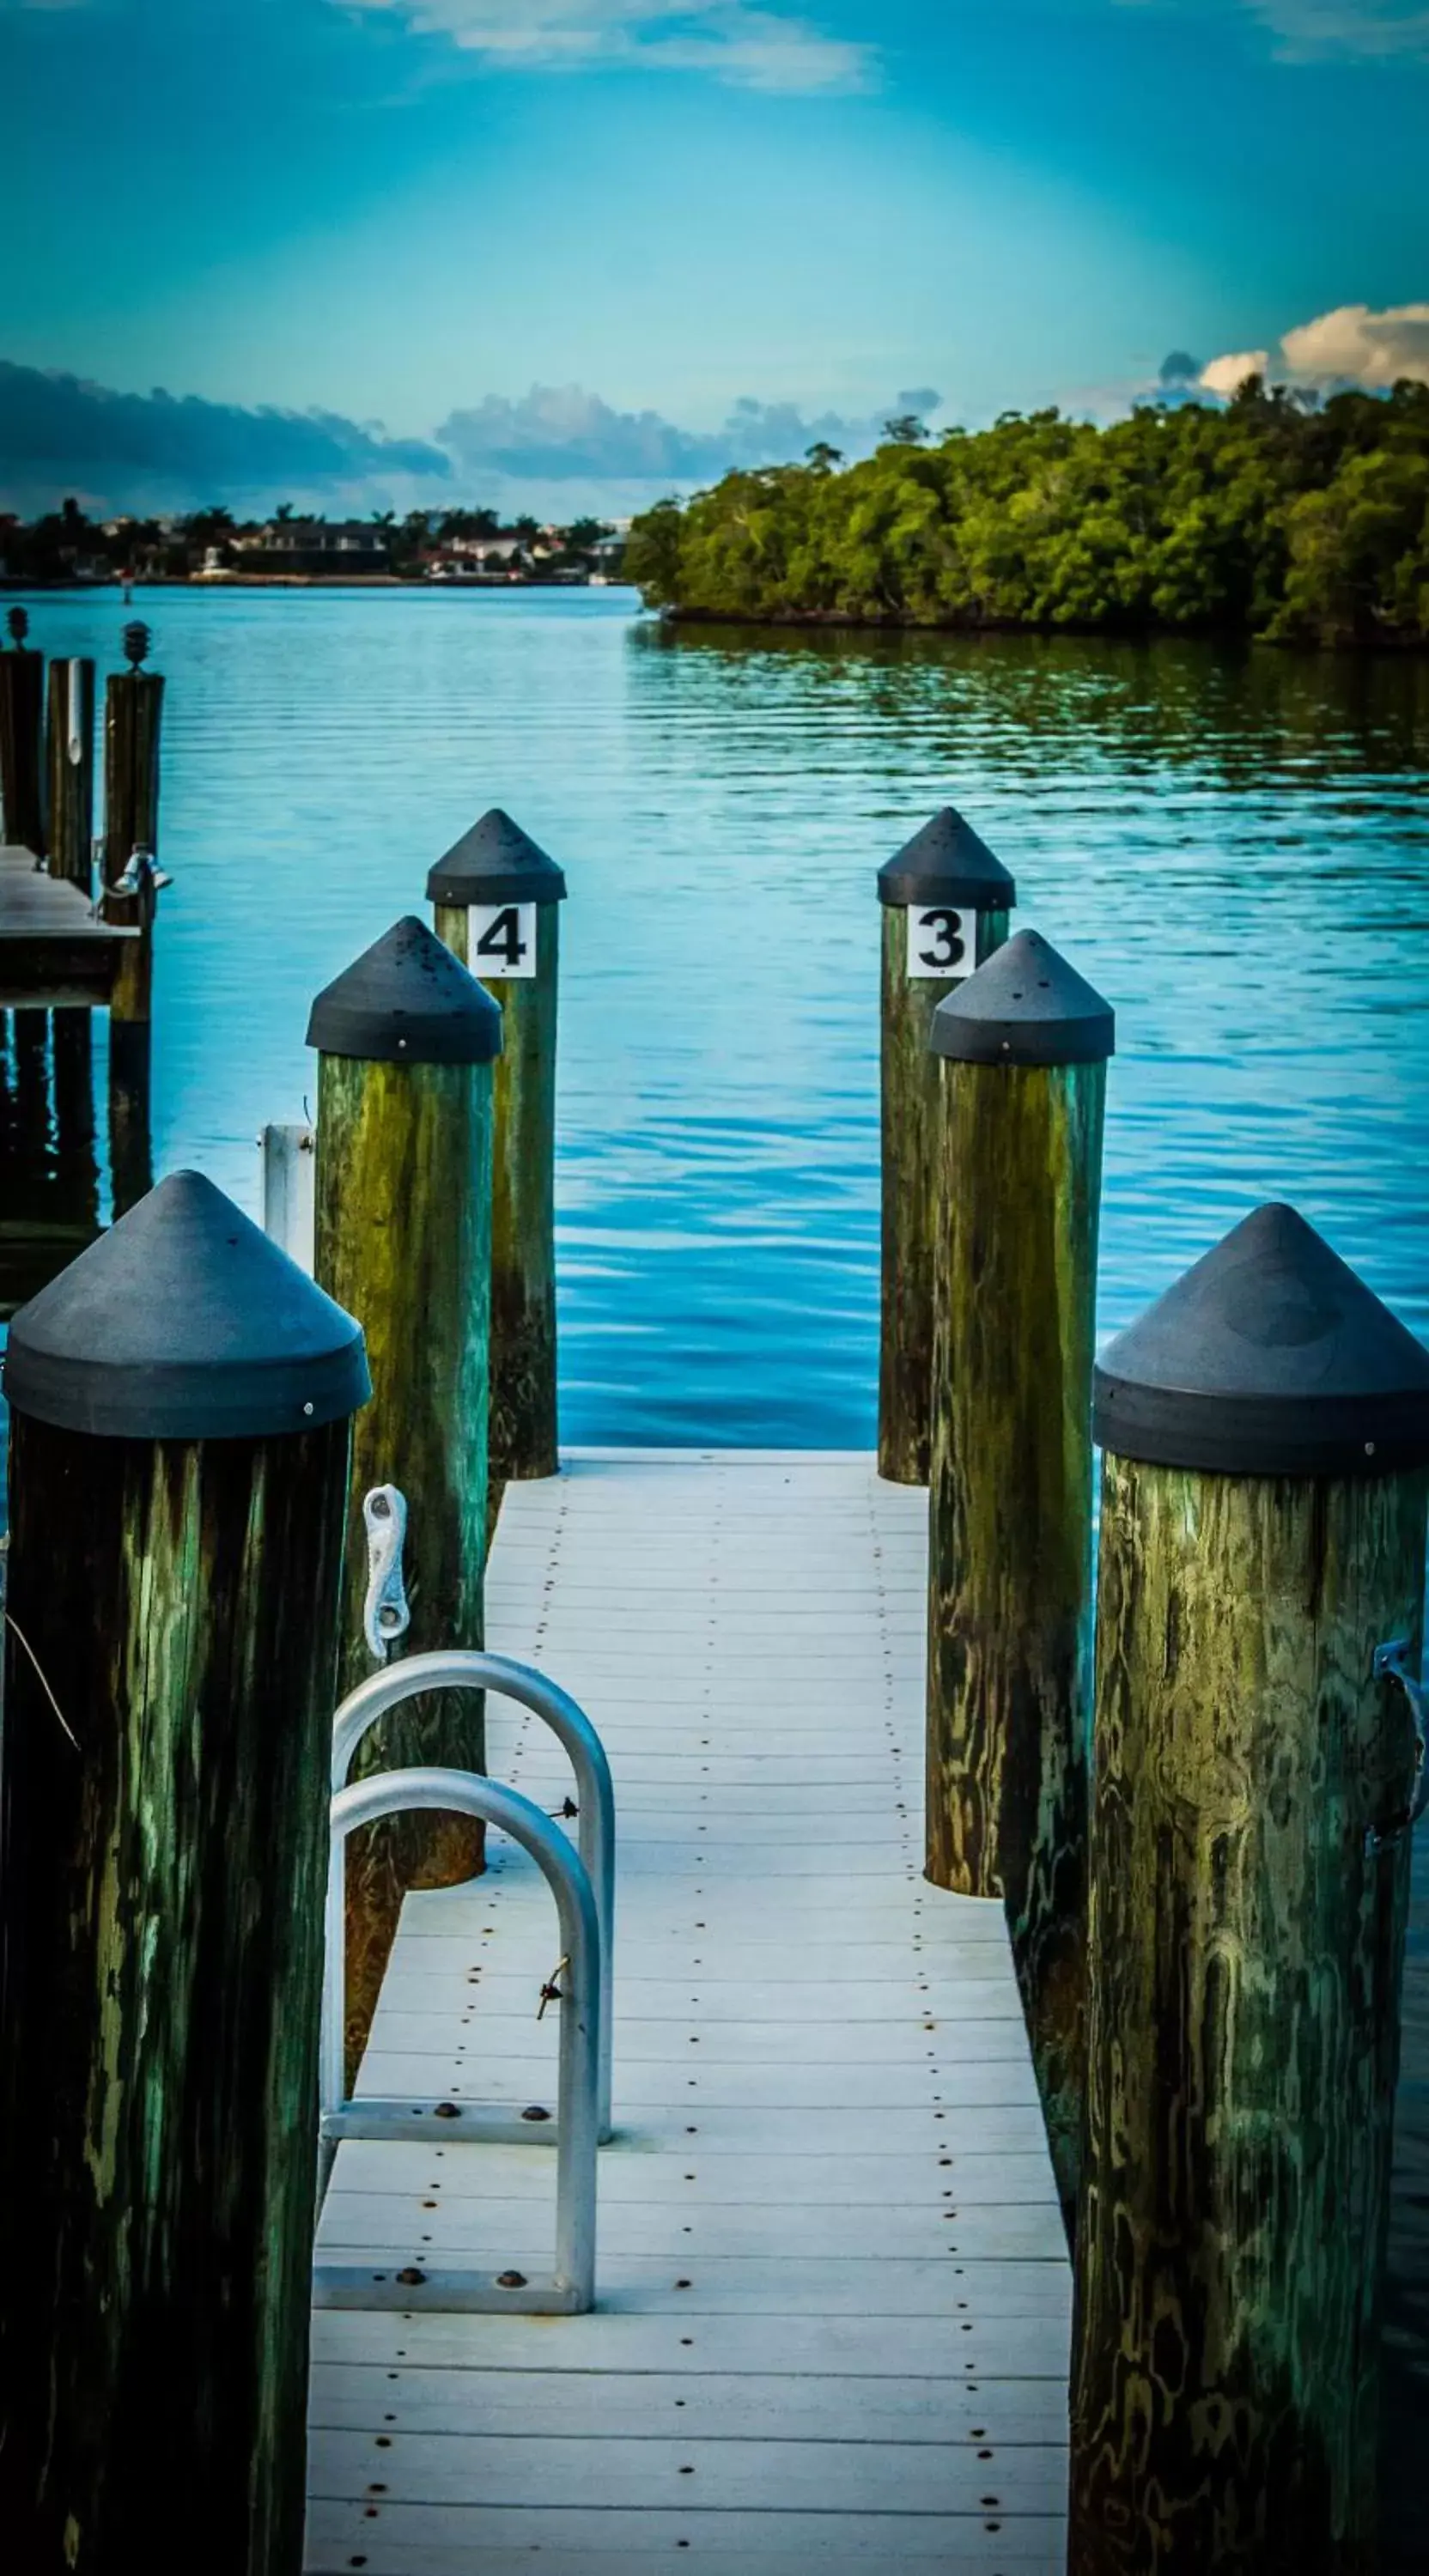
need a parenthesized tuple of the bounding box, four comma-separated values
(906, 904, 975, 980)
(469, 901, 538, 980)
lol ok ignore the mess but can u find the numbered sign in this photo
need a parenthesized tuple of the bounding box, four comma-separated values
(468, 901, 537, 981)
(906, 904, 975, 981)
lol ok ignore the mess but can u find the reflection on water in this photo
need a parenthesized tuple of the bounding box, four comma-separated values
(0, 1010, 104, 1315)
(1, 590, 1426, 2548)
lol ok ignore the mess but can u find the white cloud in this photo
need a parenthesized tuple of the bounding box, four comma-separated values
(1245, 1, 1429, 61)
(344, 0, 876, 91)
(1199, 349, 1268, 396)
(1280, 301, 1429, 385)
(1198, 301, 1429, 398)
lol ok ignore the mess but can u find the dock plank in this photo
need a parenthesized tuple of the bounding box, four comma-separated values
(308, 1453, 1069, 2569)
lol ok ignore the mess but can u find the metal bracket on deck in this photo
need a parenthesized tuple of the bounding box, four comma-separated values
(326, 1648, 615, 2137)
(1366, 1637, 1429, 1856)
(314, 1766, 600, 2316)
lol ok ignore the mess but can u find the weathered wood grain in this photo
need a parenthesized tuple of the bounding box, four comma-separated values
(315, 1048, 493, 2076)
(926, 1056, 1102, 2227)
(435, 897, 559, 1483)
(0, 1411, 350, 2573)
(878, 902, 1007, 1486)
(1069, 1454, 1428, 2573)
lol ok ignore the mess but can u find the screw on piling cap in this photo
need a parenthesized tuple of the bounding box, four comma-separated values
(306, 915, 503, 1064)
(426, 808, 567, 907)
(1094, 1203, 1429, 1478)
(930, 927, 1114, 1066)
(2, 1171, 370, 1441)
(877, 807, 1016, 910)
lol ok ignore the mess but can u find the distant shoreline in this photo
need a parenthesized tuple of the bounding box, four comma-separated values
(0, 575, 642, 594)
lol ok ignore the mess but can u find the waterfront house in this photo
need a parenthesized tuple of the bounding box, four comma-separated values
(231, 520, 393, 578)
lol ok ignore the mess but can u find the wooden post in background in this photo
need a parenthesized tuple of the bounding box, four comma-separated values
(101, 624, 163, 1213)
(0, 1172, 368, 2574)
(925, 930, 1113, 2228)
(261, 1121, 316, 1270)
(46, 653, 95, 890)
(429, 806, 566, 1483)
(878, 805, 1014, 1485)
(1071, 1203, 1429, 2575)
(46, 653, 100, 1205)
(0, 605, 46, 856)
(309, 914, 502, 2074)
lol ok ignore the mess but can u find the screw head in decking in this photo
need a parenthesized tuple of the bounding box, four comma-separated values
(877, 806, 1017, 910)
(426, 808, 568, 908)
(3, 1170, 370, 1439)
(1094, 1201, 1429, 1478)
(929, 927, 1114, 1067)
(306, 914, 504, 1065)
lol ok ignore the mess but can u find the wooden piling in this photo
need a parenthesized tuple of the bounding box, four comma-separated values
(0, 607, 46, 856)
(309, 914, 502, 2073)
(1070, 1203, 1429, 2575)
(101, 637, 163, 1213)
(429, 807, 566, 1483)
(878, 807, 1013, 1485)
(0, 1172, 368, 2574)
(46, 654, 96, 889)
(102, 632, 163, 869)
(925, 930, 1112, 2227)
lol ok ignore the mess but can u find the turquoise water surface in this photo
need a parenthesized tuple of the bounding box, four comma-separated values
(7, 585, 1428, 1444)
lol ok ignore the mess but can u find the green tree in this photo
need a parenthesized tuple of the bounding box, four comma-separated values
(624, 386, 1429, 646)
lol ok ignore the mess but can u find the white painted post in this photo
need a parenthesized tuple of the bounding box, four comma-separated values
(260, 1121, 315, 1271)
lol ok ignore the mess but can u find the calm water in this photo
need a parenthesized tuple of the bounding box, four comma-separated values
(5, 586, 1428, 1443)
(4, 589, 1429, 2550)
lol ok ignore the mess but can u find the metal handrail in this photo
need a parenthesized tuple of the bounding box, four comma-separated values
(318, 1766, 599, 2316)
(327, 1647, 615, 2137)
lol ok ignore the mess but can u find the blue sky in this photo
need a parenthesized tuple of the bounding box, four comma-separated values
(3, 0, 1427, 513)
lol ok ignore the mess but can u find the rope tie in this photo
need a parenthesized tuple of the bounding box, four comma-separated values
(537, 1956, 570, 2021)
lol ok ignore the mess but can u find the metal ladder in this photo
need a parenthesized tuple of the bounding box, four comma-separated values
(313, 1650, 616, 2316)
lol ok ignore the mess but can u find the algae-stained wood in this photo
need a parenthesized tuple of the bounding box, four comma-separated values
(879, 902, 1006, 1486)
(926, 1055, 1101, 2225)
(0, 1412, 350, 2575)
(438, 896, 558, 1482)
(1069, 1455, 1429, 2576)
(316, 1049, 494, 2071)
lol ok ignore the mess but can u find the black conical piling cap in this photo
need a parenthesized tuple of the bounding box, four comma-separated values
(877, 806, 1016, 909)
(306, 915, 503, 1064)
(426, 808, 568, 907)
(3, 1171, 370, 1440)
(1095, 1203, 1429, 1478)
(931, 928, 1114, 1066)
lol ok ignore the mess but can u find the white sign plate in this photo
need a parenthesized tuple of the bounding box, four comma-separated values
(468, 900, 538, 981)
(906, 903, 976, 981)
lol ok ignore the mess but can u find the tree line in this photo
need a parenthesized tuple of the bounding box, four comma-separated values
(625, 380, 1429, 647)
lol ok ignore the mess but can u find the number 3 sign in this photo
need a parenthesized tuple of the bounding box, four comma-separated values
(906, 904, 975, 980)
(468, 901, 538, 980)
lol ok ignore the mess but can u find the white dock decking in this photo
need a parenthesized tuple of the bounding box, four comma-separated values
(308, 1451, 1071, 2573)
